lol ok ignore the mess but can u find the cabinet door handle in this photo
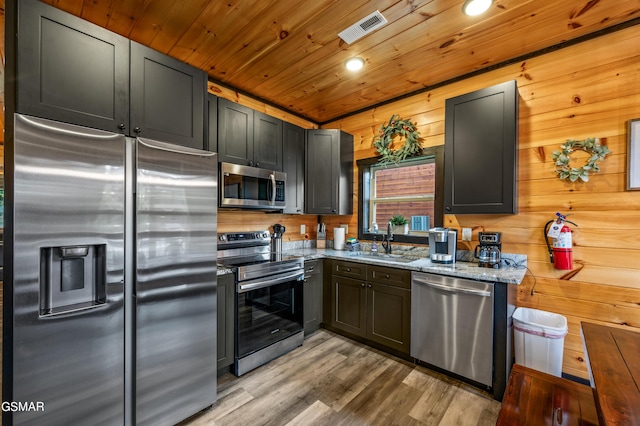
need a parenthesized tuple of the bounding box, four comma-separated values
(368, 284, 372, 288)
(361, 283, 365, 287)
(256, 162, 260, 167)
(134, 127, 141, 133)
(555, 407, 563, 425)
(346, 268, 351, 272)
(249, 161, 254, 167)
(118, 123, 126, 130)
(385, 274, 390, 279)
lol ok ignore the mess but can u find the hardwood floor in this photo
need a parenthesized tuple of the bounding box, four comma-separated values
(182, 330, 501, 426)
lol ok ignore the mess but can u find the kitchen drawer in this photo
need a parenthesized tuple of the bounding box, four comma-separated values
(368, 265, 410, 289)
(332, 260, 366, 280)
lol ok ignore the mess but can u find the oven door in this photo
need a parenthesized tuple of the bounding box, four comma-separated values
(236, 270, 304, 359)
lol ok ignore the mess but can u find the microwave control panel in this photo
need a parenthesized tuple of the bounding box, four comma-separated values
(275, 181, 285, 202)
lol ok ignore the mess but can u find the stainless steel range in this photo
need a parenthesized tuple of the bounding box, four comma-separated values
(217, 231, 304, 376)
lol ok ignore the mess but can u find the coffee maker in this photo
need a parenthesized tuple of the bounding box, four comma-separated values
(474, 231, 502, 268)
(428, 227, 457, 264)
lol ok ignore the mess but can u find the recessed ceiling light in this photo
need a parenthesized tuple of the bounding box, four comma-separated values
(345, 57, 365, 71)
(462, 0, 493, 16)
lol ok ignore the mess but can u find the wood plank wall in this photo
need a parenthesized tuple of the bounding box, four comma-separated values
(319, 25, 640, 380)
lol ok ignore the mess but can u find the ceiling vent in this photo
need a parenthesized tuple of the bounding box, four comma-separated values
(338, 10, 388, 44)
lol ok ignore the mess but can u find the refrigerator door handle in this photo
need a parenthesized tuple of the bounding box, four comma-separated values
(137, 137, 216, 157)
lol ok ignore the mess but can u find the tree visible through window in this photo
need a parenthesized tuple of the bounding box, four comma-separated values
(363, 158, 435, 234)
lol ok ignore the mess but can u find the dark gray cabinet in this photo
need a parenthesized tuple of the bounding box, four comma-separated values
(283, 123, 305, 214)
(217, 99, 253, 164)
(17, 0, 206, 150)
(305, 130, 353, 215)
(366, 265, 411, 354)
(303, 259, 323, 336)
(444, 80, 518, 214)
(332, 276, 367, 337)
(254, 111, 283, 170)
(217, 272, 235, 371)
(17, 0, 130, 133)
(218, 98, 283, 170)
(329, 260, 411, 354)
(130, 42, 206, 149)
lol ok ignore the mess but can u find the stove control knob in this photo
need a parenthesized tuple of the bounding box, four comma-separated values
(219, 235, 227, 242)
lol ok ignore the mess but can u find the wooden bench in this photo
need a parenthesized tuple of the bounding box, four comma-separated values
(497, 363, 599, 425)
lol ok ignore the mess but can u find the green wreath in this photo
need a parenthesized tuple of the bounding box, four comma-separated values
(373, 114, 422, 164)
(552, 137, 611, 182)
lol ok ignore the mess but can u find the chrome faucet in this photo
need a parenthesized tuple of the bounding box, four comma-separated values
(381, 221, 393, 254)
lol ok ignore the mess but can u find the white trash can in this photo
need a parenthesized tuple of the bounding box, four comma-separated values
(513, 307, 568, 377)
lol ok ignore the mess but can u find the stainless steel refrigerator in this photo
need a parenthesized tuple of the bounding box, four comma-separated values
(7, 113, 218, 425)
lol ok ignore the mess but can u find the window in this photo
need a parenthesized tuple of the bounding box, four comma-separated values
(357, 146, 444, 244)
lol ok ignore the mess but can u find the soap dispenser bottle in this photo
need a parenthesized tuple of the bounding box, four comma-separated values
(371, 237, 378, 253)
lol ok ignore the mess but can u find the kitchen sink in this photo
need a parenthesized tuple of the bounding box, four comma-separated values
(355, 253, 418, 263)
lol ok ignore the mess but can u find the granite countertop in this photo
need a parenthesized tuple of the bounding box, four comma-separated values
(284, 248, 527, 285)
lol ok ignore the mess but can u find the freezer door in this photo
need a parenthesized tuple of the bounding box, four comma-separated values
(11, 114, 126, 425)
(134, 138, 218, 425)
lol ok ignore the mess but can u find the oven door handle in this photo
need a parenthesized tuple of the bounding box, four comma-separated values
(237, 270, 304, 293)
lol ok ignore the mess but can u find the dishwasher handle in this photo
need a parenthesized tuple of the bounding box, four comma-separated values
(412, 276, 492, 297)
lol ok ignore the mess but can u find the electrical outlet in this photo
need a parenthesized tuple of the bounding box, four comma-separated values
(462, 228, 472, 241)
(340, 224, 348, 234)
(300, 224, 306, 234)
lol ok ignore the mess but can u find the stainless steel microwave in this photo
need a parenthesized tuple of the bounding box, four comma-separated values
(220, 162, 286, 210)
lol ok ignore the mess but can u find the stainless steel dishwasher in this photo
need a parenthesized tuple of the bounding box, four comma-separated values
(411, 272, 494, 387)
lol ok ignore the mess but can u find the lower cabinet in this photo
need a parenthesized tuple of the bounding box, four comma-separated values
(332, 276, 367, 336)
(217, 272, 235, 370)
(329, 261, 411, 354)
(303, 259, 323, 336)
(366, 282, 411, 353)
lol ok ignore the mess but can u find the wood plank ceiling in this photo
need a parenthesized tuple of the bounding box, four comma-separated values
(41, 0, 640, 124)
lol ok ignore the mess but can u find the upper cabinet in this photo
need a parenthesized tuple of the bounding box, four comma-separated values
(283, 123, 305, 214)
(444, 80, 518, 214)
(218, 98, 283, 171)
(217, 99, 253, 165)
(17, 0, 130, 133)
(306, 129, 353, 215)
(129, 42, 206, 149)
(254, 111, 283, 171)
(17, 0, 206, 150)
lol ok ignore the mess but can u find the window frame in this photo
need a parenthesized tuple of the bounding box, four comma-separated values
(357, 145, 445, 244)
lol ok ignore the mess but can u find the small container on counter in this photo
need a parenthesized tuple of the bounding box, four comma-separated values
(333, 227, 345, 250)
(317, 231, 326, 249)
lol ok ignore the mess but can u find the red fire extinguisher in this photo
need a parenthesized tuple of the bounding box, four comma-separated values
(544, 213, 578, 270)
